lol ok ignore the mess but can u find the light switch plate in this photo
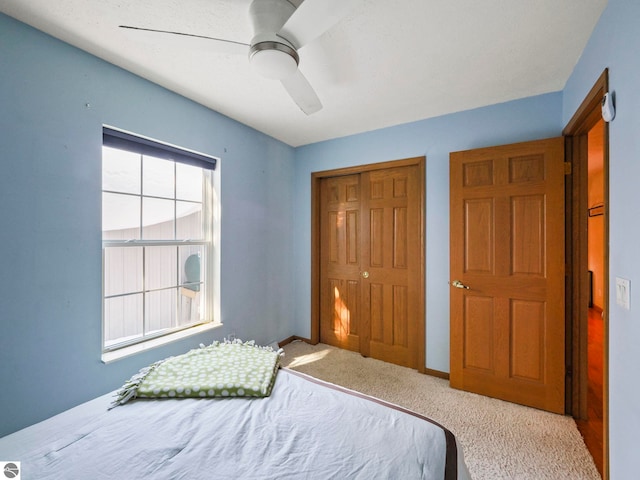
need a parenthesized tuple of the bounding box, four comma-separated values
(616, 277, 630, 310)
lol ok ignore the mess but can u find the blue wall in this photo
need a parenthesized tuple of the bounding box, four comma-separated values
(0, 13, 295, 437)
(292, 93, 563, 372)
(563, 0, 640, 476)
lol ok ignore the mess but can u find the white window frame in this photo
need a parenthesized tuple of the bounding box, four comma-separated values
(101, 127, 220, 361)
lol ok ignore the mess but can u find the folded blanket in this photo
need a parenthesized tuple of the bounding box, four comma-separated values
(112, 339, 284, 407)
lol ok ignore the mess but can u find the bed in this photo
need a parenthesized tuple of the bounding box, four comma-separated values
(0, 343, 471, 480)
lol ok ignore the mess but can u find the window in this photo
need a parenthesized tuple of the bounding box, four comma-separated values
(102, 127, 217, 353)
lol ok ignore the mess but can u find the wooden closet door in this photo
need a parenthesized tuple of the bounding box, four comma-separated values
(318, 161, 423, 370)
(360, 165, 422, 368)
(319, 174, 362, 352)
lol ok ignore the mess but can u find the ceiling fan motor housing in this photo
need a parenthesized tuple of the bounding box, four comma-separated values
(248, 0, 300, 79)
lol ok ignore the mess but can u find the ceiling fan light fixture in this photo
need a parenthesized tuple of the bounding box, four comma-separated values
(249, 41, 299, 80)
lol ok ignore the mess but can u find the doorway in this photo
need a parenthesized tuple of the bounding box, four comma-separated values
(575, 114, 606, 478)
(310, 157, 426, 371)
(563, 69, 610, 479)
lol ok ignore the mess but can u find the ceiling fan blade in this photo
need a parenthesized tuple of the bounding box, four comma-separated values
(281, 70, 322, 115)
(119, 25, 249, 55)
(278, 0, 361, 48)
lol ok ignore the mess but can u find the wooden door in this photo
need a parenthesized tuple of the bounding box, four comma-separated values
(449, 137, 565, 413)
(319, 174, 362, 352)
(318, 160, 424, 369)
(361, 166, 423, 367)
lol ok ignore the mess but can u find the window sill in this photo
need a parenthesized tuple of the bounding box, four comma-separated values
(101, 322, 222, 364)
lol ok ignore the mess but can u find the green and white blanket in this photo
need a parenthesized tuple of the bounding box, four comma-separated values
(112, 339, 284, 407)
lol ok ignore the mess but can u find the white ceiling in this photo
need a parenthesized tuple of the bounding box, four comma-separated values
(1, 0, 607, 147)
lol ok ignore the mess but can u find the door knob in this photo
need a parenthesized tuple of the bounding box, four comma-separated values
(362, 271, 370, 279)
(450, 280, 470, 289)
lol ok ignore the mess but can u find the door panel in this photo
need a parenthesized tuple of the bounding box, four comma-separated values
(463, 295, 495, 372)
(511, 195, 545, 275)
(465, 198, 494, 273)
(320, 175, 361, 352)
(450, 137, 565, 414)
(361, 166, 420, 367)
(510, 299, 545, 381)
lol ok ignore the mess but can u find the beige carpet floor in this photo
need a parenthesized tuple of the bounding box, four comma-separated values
(280, 341, 600, 480)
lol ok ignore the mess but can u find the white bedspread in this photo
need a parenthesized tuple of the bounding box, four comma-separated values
(0, 368, 470, 479)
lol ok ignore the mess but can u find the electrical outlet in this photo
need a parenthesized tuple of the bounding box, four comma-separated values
(616, 277, 630, 310)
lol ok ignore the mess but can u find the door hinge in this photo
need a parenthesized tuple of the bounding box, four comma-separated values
(564, 162, 572, 175)
(566, 366, 573, 378)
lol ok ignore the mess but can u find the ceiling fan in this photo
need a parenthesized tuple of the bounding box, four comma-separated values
(120, 0, 361, 115)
